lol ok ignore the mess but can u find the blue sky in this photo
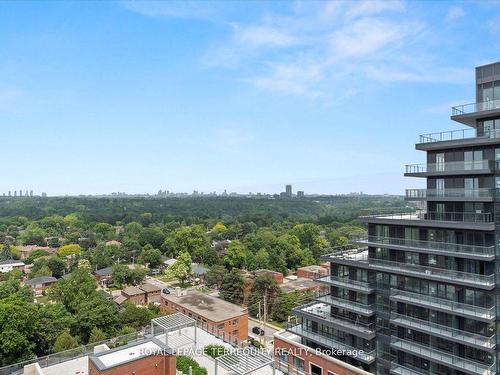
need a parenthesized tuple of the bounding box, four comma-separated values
(0, 0, 499, 196)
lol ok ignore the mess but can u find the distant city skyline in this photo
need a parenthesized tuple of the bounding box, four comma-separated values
(1, 1, 499, 195)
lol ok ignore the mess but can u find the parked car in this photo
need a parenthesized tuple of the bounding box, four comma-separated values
(162, 288, 170, 295)
(252, 326, 265, 336)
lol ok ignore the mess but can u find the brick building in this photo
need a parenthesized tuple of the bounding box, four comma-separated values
(160, 291, 248, 343)
(296, 265, 328, 280)
(121, 286, 146, 305)
(274, 330, 371, 375)
(88, 338, 175, 375)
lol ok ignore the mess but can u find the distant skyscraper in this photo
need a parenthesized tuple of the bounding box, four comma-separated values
(297, 190, 304, 198)
(285, 184, 292, 198)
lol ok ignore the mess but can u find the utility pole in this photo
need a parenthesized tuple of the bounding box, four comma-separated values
(263, 287, 268, 346)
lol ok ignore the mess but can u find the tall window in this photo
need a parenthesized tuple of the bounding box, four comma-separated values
(464, 150, 482, 170)
(436, 153, 445, 172)
(464, 178, 479, 197)
(436, 179, 445, 197)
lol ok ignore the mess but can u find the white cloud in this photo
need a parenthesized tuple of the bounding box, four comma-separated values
(345, 0, 405, 19)
(127, 0, 475, 98)
(446, 6, 465, 22)
(233, 25, 296, 48)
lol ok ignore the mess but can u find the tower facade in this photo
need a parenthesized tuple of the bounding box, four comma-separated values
(276, 62, 500, 375)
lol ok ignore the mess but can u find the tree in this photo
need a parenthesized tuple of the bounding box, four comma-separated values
(73, 294, 120, 342)
(254, 248, 270, 270)
(25, 249, 49, 264)
(219, 269, 245, 305)
(52, 331, 78, 353)
(94, 223, 115, 241)
(49, 268, 98, 313)
(57, 244, 82, 257)
(90, 243, 124, 269)
(164, 251, 191, 286)
(138, 227, 165, 248)
(32, 304, 74, 356)
(271, 292, 301, 323)
(32, 257, 66, 278)
(248, 274, 281, 318)
(204, 265, 226, 289)
(224, 240, 248, 269)
(29, 265, 52, 279)
(88, 327, 107, 344)
(162, 225, 209, 260)
(119, 302, 153, 329)
(138, 245, 162, 269)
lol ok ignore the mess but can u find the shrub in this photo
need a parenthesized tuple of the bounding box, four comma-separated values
(176, 355, 208, 375)
(250, 339, 264, 348)
(203, 344, 227, 358)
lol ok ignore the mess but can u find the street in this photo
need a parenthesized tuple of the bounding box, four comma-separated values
(248, 317, 280, 344)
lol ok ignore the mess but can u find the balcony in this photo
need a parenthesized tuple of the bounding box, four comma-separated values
(292, 302, 376, 339)
(287, 324, 376, 364)
(405, 160, 495, 177)
(390, 362, 432, 375)
(405, 188, 495, 202)
(390, 289, 495, 322)
(315, 294, 375, 316)
(355, 235, 495, 260)
(452, 99, 500, 127)
(416, 129, 500, 151)
(368, 258, 495, 289)
(390, 313, 495, 351)
(315, 276, 375, 293)
(390, 337, 495, 375)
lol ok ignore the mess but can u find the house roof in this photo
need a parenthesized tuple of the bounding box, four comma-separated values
(122, 286, 145, 296)
(279, 277, 317, 293)
(162, 292, 247, 322)
(25, 276, 57, 286)
(192, 265, 208, 275)
(139, 283, 161, 293)
(0, 259, 25, 266)
(95, 267, 113, 277)
(113, 295, 127, 305)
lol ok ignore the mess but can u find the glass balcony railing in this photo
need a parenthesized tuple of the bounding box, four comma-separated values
(405, 188, 495, 200)
(315, 276, 375, 293)
(405, 160, 494, 174)
(287, 324, 376, 363)
(390, 337, 495, 375)
(418, 128, 500, 144)
(418, 129, 476, 144)
(292, 302, 375, 336)
(389, 289, 496, 321)
(315, 294, 375, 316)
(390, 313, 495, 350)
(390, 362, 430, 375)
(359, 210, 494, 223)
(452, 99, 500, 115)
(368, 258, 495, 288)
(355, 235, 495, 258)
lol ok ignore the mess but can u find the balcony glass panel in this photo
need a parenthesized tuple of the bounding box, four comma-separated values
(418, 129, 476, 144)
(315, 294, 375, 316)
(356, 235, 495, 258)
(405, 160, 493, 174)
(293, 302, 375, 336)
(359, 210, 493, 223)
(287, 324, 376, 363)
(391, 337, 495, 375)
(405, 188, 494, 200)
(390, 313, 495, 349)
(453, 99, 500, 115)
(315, 276, 374, 292)
(390, 289, 495, 321)
(368, 258, 495, 287)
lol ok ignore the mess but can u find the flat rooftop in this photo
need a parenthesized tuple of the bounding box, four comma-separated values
(163, 292, 247, 322)
(280, 277, 318, 293)
(91, 339, 166, 370)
